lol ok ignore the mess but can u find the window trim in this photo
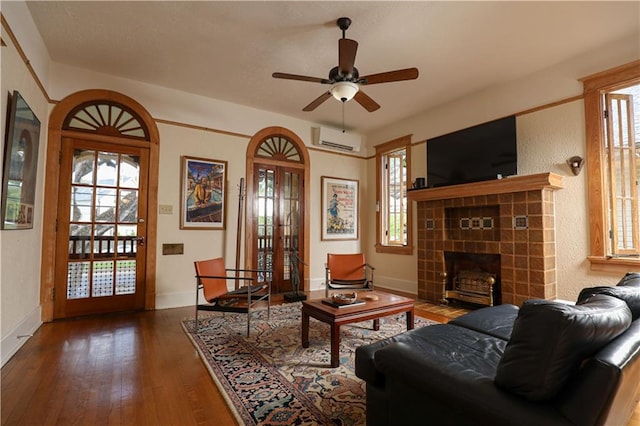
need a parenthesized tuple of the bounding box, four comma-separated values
(375, 135, 413, 255)
(581, 60, 640, 269)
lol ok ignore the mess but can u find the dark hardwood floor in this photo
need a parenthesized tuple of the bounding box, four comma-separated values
(1, 306, 237, 426)
(2, 291, 639, 425)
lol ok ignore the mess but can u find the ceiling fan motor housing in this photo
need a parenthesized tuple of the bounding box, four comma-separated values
(329, 66, 360, 83)
(337, 17, 352, 33)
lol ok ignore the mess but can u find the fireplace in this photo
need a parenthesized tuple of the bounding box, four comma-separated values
(443, 252, 500, 306)
(408, 173, 563, 307)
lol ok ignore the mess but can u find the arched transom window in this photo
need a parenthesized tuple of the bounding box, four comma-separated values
(256, 135, 302, 163)
(63, 102, 149, 140)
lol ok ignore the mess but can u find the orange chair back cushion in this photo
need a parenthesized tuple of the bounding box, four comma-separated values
(195, 257, 228, 303)
(327, 253, 366, 281)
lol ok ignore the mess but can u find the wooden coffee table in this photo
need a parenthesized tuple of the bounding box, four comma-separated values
(301, 291, 414, 368)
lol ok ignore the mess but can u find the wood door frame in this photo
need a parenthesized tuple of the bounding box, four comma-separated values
(245, 127, 310, 291)
(40, 89, 159, 322)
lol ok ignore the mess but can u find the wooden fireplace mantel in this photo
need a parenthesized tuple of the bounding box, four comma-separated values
(407, 172, 564, 202)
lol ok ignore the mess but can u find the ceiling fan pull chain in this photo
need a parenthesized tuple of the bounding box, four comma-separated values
(342, 103, 346, 132)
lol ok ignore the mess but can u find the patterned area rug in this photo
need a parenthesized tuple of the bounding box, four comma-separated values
(182, 302, 435, 425)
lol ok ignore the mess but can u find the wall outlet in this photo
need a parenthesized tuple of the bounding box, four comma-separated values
(159, 204, 173, 215)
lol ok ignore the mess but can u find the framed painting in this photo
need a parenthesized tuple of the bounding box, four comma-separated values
(180, 156, 227, 230)
(1, 91, 41, 230)
(321, 176, 359, 240)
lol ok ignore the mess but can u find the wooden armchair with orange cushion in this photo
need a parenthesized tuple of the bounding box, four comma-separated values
(325, 253, 375, 298)
(194, 257, 271, 336)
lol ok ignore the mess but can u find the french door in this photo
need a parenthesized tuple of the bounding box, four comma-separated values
(53, 138, 148, 318)
(253, 164, 304, 294)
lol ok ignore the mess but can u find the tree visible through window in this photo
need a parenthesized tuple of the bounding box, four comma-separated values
(376, 135, 413, 254)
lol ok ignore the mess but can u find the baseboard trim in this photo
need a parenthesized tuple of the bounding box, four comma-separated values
(155, 291, 194, 310)
(1, 305, 42, 367)
(370, 276, 418, 298)
(374, 285, 418, 300)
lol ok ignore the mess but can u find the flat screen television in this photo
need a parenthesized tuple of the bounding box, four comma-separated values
(426, 115, 517, 188)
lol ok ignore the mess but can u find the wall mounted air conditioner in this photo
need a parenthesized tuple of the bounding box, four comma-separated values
(312, 127, 362, 152)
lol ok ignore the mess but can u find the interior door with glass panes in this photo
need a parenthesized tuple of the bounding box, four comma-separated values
(54, 138, 148, 318)
(253, 164, 303, 294)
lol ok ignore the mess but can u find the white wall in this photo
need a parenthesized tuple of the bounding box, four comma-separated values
(308, 150, 369, 289)
(1, 3, 50, 365)
(0, 3, 369, 366)
(154, 124, 251, 308)
(365, 34, 639, 300)
(153, 124, 368, 309)
(2, 0, 639, 368)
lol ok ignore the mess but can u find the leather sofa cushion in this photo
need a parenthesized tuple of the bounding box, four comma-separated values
(449, 303, 519, 340)
(495, 295, 631, 401)
(355, 323, 506, 386)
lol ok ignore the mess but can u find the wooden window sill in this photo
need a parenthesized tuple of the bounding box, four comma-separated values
(375, 244, 413, 255)
(588, 256, 640, 273)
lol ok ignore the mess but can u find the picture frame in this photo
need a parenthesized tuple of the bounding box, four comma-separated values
(180, 156, 227, 230)
(321, 176, 359, 240)
(1, 91, 41, 230)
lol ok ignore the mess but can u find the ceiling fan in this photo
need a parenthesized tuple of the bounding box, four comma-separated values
(272, 17, 419, 112)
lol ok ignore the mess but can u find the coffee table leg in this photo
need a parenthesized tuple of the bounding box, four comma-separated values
(302, 309, 310, 348)
(330, 323, 340, 368)
(373, 319, 380, 331)
(406, 307, 415, 330)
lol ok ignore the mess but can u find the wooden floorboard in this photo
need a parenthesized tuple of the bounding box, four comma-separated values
(2, 291, 639, 425)
(1, 307, 237, 426)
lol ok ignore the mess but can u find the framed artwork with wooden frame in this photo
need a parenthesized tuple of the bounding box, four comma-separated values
(1, 91, 41, 230)
(180, 156, 227, 230)
(321, 176, 359, 240)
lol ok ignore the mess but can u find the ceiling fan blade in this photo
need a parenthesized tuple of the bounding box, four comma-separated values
(339, 38, 358, 76)
(360, 68, 419, 85)
(303, 91, 332, 111)
(354, 90, 381, 112)
(272, 72, 330, 84)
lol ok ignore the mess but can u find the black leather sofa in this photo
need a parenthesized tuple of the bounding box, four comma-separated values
(355, 273, 640, 426)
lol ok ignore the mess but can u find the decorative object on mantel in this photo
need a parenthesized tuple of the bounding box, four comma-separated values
(566, 156, 585, 176)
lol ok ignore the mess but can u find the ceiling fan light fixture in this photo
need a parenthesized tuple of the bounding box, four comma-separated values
(330, 81, 359, 102)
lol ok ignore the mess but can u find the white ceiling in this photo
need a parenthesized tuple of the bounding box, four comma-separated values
(25, 1, 640, 135)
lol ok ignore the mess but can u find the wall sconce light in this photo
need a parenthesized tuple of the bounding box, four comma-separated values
(566, 156, 584, 176)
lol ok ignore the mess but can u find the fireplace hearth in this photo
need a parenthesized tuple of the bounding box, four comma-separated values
(408, 173, 563, 307)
